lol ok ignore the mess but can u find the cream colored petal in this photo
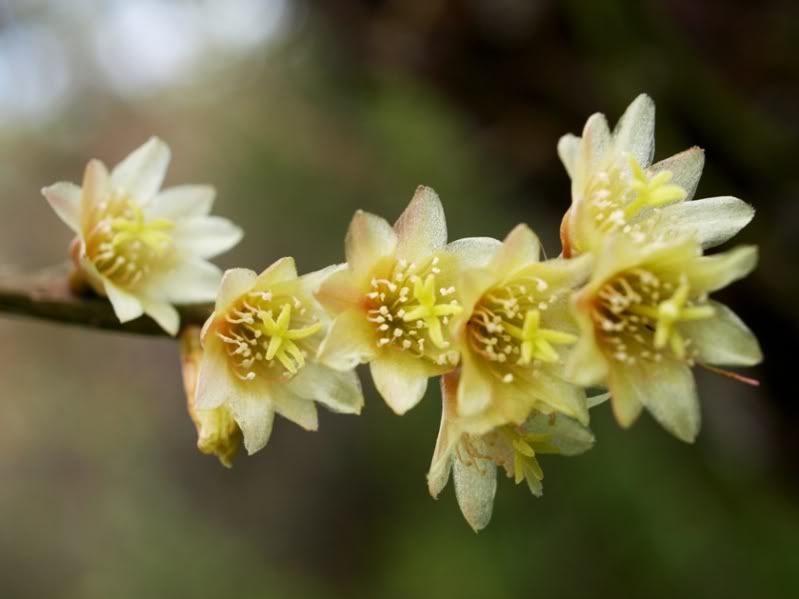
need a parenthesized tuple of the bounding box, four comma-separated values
(687, 245, 758, 294)
(428, 381, 460, 498)
(255, 256, 298, 287)
(317, 309, 376, 371)
(557, 133, 581, 179)
(458, 268, 496, 318)
(490, 224, 541, 276)
(228, 389, 275, 455)
(141, 299, 179, 336)
(215, 268, 257, 312)
(149, 184, 215, 219)
(287, 362, 364, 415)
(612, 93, 655, 167)
(658, 196, 754, 249)
(446, 237, 502, 269)
(110, 137, 171, 202)
(297, 264, 345, 300)
(315, 267, 362, 314)
(104, 280, 144, 323)
(42, 182, 81, 233)
(271, 386, 319, 431)
(154, 259, 222, 304)
(196, 340, 235, 410)
(518, 252, 594, 292)
(453, 439, 497, 532)
(566, 302, 609, 386)
(172, 216, 243, 259)
(345, 210, 398, 281)
(610, 359, 700, 442)
(579, 113, 611, 178)
(681, 301, 762, 366)
(530, 370, 589, 426)
(370, 353, 429, 415)
(456, 351, 493, 418)
(81, 159, 110, 234)
(394, 186, 447, 262)
(648, 147, 704, 201)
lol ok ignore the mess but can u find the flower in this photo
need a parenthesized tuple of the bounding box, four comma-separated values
(428, 372, 595, 531)
(195, 259, 364, 455)
(42, 137, 243, 335)
(447, 224, 593, 434)
(568, 235, 762, 442)
(557, 94, 755, 257)
(181, 326, 242, 468)
(315, 186, 463, 414)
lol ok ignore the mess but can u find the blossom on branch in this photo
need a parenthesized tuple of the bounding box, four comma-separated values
(196, 259, 363, 455)
(42, 137, 242, 335)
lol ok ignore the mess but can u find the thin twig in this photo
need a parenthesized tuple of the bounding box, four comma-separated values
(0, 264, 212, 336)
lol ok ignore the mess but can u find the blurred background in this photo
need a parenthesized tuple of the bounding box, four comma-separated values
(1, 0, 798, 597)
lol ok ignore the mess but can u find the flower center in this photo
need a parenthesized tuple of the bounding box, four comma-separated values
(216, 291, 323, 382)
(467, 278, 575, 383)
(592, 271, 714, 364)
(584, 156, 686, 243)
(365, 256, 461, 366)
(84, 194, 175, 289)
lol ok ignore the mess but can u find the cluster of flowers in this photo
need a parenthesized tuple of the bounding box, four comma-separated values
(43, 95, 761, 530)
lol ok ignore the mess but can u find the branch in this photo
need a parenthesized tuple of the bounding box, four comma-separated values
(0, 264, 212, 336)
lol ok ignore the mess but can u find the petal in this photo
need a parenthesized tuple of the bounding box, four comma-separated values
(172, 216, 243, 259)
(453, 441, 497, 532)
(104, 281, 144, 323)
(658, 196, 754, 249)
(196, 340, 235, 410)
(525, 412, 595, 456)
(566, 300, 609, 386)
(271, 387, 319, 431)
(530, 370, 589, 426)
(612, 93, 655, 167)
(557, 133, 581, 179)
(517, 253, 594, 292)
(606, 365, 645, 428)
(215, 268, 257, 312)
(315, 267, 362, 314)
(141, 299, 179, 335)
(681, 301, 762, 366)
(317, 309, 377, 371)
(687, 245, 758, 293)
(609, 359, 700, 443)
(648, 147, 704, 201)
(148, 184, 216, 219)
(298, 264, 345, 299)
(228, 389, 276, 455)
(110, 137, 171, 202)
(345, 210, 397, 281)
(154, 259, 223, 304)
(428, 377, 460, 498)
(370, 353, 430, 415)
(255, 257, 298, 288)
(456, 351, 493, 417)
(446, 237, 502, 269)
(579, 113, 611, 177)
(42, 182, 81, 233)
(490, 224, 541, 276)
(81, 159, 110, 233)
(287, 363, 364, 415)
(394, 186, 447, 262)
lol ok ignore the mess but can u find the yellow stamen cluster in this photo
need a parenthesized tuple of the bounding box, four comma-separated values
(217, 290, 322, 381)
(592, 271, 714, 365)
(365, 255, 461, 365)
(467, 277, 576, 383)
(584, 156, 686, 244)
(84, 194, 175, 289)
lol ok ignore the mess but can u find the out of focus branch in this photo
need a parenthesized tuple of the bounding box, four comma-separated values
(0, 264, 212, 336)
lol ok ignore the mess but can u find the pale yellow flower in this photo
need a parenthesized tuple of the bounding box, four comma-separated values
(558, 94, 754, 257)
(427, 372, 595, 531)
(447, 224, 593, 434)
(42, 137, 242, 335)
(568, 236, 762, 442)
(316, 186, 463, 414)
(196, 259, 363, 454)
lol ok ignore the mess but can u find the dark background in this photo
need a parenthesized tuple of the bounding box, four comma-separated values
(0, 1, 797, 597)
